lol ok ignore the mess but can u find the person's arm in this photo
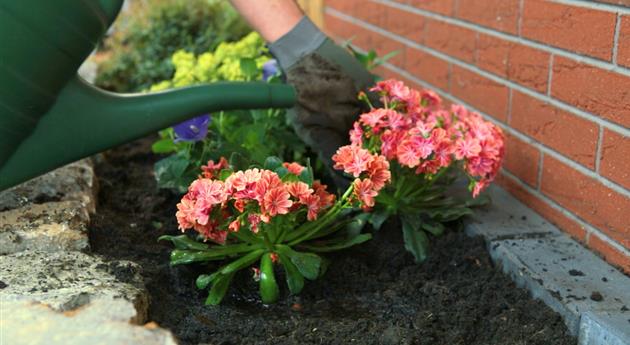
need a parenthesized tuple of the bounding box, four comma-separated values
(229, 0, 303, 43)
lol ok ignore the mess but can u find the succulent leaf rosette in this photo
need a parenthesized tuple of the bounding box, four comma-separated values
(160, 154, 389, 305)
(337, 79, 505, 262)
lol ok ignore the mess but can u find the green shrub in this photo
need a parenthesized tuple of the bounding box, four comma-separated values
(95, 0, 250, 92)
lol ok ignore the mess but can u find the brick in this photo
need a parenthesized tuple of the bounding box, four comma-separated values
(503, 134, 540, 188)
(407, 0, 456, 16)
(521, 0, 617, 61)
(476, 33, 510, 78)
(456, 0, 520, 34)
(325, 14, 406, 68)
(355, 0, 387, 27)
(541, 155, 630, 248)
(496, 173, 588, 242)
(384, 5, 425, 43)
(617, 16, 630, 68)
(451, 66, 509, 121)
(510, 91, 598, 168)
(406, 47, 450, 90)
(588, 233, 630, 274)
(551, 56, 630, 128)
(324, 0, 357, 15)
(599, 129, 630, 190)
(507, 44, 550, 93)
(379, 67, 454, 108)
(425, 19, 477, 63)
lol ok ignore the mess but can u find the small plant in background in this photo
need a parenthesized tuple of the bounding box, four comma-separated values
(337, 79, 505, 262)
(95, 0, 250, 92)
(150, 33, 308, 193)
(159, 154, 389, 304)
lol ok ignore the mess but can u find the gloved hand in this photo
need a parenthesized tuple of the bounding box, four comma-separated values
(269, 17, 376, 187)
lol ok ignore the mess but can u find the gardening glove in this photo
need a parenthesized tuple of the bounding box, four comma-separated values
(268, 17, 376, 188)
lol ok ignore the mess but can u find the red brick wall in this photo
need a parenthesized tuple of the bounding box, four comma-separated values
(323, 0, 630, 272)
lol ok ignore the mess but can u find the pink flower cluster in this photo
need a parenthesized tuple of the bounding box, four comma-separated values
(332, 145, 391, 208)
(176, 160, 335, 244)
(353, 79, 505, 197)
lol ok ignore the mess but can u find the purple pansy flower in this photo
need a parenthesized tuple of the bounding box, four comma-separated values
(173, 114, 211, 142)
(262, 59, 279, 81)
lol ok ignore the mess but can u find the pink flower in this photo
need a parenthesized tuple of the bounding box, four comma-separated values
(247, 214, 261, 233)
(312, 181, 335, 208)
(286, 181, 313, 202)
(367, 155, 391, 191)
(228, 219, 241, 232)
(302, 194, 321, 221)
(262, 188, 293, 216)
(332, 145, 374, 177)
(472, 179, 490, 198)
(201, 157, 228, 179)
(454, 136, 482, 160)
(421, 89, 441, 108)
(360, 108, 388, 128)
(283, 162, 304, 175)
(175, 196, 196, 231)
(349, 122, 364, 146)
(353, 178, 378, 208)
(396, 141, 420, 167)
(189, 179, 227, 206)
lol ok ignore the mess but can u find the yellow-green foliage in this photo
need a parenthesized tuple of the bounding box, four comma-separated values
(151, 32, 269, 91)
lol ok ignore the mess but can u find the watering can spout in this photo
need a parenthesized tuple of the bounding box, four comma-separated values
(0, 77, 296, 191)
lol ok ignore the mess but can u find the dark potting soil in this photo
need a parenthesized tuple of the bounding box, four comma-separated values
(90, 138, 576, 345)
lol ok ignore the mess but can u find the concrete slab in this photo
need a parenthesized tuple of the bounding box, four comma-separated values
(466, 185, 630, 344)
(465, 185, 562, 240)
(579, 311, 630, 345)
(488, 236, 630, 334)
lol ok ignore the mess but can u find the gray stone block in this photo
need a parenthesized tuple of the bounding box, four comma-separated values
(0, 201, 90, 254)
(0, 159, 97, 213)
(488, 234, 630, 335)
(579, 311, 630, 345)
(1, 299, 178, 345)
(465, 185, 561, 240)
(0, 250, 149, 324)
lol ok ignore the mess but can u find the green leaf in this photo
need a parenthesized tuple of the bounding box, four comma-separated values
(169, 250, 226, 265)
(196, 273, 218, 290)
(299, 158, 314, 186)
(228, 152, 250, 171)
(401, 215, 430, 263)
(205, 272, 235, 305)
(239, 57, 258, 79)
(151, 138, 176, 153)
(158, 235, 209, 250)
(278, 252, 304, 295)
(264, 156, 283, 170)
(421, 221, 445, 237)
(219, 249, 265, 275)
(259, 253, 280, 304)
(318, 257, 331, 278)
(368, 208, 390, 230)
(299, 233, 372, 253)
(154, 154, 194, 193)
(346, 213, 370, 237)
(275, 245, 321, 280)
(274, 166, 289, 179)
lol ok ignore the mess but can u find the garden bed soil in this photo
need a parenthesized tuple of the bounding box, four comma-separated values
(90, 138, 576, 345)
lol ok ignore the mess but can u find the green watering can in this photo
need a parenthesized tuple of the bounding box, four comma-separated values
(0, 0, 296, 191)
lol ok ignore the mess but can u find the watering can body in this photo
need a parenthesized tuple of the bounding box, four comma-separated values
(0, 0, 296, 191)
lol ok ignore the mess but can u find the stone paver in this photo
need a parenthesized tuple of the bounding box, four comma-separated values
(579, 311, 630, 345)
(0, 159, 97, 213)
(0, 250, 149, 324)
(0, 201, 90, 254)
(0, 299, 177, 345)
